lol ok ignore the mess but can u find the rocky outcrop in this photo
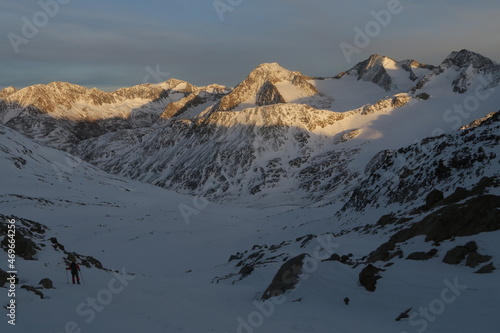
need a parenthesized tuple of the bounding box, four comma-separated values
(256, 81, 285, 106)
(262, 253, 308, 300)
(406, 249, 438, 261)
(391, 195, 500, 244)
(366, 191, 500, 264)
(21, 285, 44, 299)
(39, 278, 54, 289)
(442, 241, 492, 268)
(341, 110, 500, 213)
(442, 241, 478, 265)
(359, 264, 384, 292)
(475, 263, 496, 274)
(360, 95, 411, 115)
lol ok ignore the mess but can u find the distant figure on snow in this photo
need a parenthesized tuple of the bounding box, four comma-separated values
(67, 259, 81, 284)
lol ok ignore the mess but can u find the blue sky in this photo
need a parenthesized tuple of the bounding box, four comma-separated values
(1, 0, 499, 90)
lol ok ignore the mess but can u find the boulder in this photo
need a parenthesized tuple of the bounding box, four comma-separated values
(407, 249, 438, 261)
(21, 285, 44, 299)
(359, 264, 384, 292)
(463, 241, 478, 252)
(466, 253, 492, 268)
(442, 246, 471, 265)
(39, 278, 54, 289)
(261, 253, 308, 300)
(475, 263, 496, 274)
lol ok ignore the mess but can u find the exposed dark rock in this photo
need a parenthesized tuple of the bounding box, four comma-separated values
(389, 195, 500, 244)
(239, 265, 254, 278)
(424, 189, 444, 209)
(0, 216, 45, 261)
(49, 237, 65, 251)
(262, 253, 308, 300)
(442, 241, 490, 267)
(407, 249, 438, 261)
(296, 234, 316, 248)
(39, 278, 54, 289)
(443, 246, 470, 265)
(228, 253, 243, 262)
(256, 81, 286, 106)
(322, 253, 341, 262)
(84, 256, 104, 269)
(0, 268, 10, 287)
(368, 194, 500, 264)
(340, 254, 354, 265)
(463, 241, 478, 252)
(475, 263, 496, 274)
(415, 93, 430, 100)
(375, 214, 397, 227)
(344, 297, 350, 305)
(359, 264, 384, 292)
(1, 231, 38, 260)
(442, 49, 495, 71)
(366, 242, 396, 263)
(466, 253, 492, 268)
(21, 285, 44, 299)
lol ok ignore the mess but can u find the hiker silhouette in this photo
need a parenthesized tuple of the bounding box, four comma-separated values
(67, 259, 81, 284)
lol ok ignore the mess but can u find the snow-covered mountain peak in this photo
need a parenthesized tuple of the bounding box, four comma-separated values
(441, 49, 496, 70)
(336, 54, 434, 92)
(410, 50, 500, 94)
(199, 83, 232, 94)
(3, 82, 89, 112)
(250, 62, 297, 79)
(0, 86, 18, 98)
(213, 62, 323, 112)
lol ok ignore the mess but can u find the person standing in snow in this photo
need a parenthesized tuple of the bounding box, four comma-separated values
(67, 259, 81, 284)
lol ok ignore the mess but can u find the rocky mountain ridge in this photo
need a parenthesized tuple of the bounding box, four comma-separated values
(1, 49, 499, 205)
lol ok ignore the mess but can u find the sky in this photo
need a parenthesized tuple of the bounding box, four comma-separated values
(1, 0, 499, 91)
